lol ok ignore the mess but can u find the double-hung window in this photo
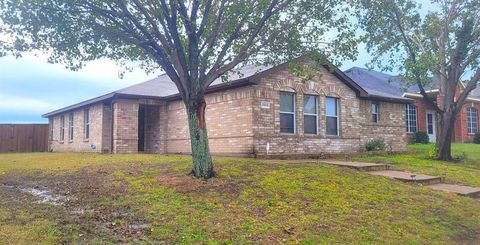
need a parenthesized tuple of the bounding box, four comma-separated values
(326, 97, 339, 136)
(304, 95, 318, 134)
(49, 118, 53, 141)
(467, 107, 478, 134)
(60, 116, 65, 142)
(84, 108, 90, 140)
(371, 101, 379, 123)
(68, 113, 74, 141)
(405, 104, 417, 133)
(280, 91, 295, 133)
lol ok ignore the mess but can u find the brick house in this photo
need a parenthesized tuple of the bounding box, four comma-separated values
(43, 60, 412, 156)
(345, 67, 480, 143)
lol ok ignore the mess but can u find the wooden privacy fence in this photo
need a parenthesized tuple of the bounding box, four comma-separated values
(0, 124, 49, 153)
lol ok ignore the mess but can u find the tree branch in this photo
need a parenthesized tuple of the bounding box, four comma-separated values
(390, 3, 442, 113)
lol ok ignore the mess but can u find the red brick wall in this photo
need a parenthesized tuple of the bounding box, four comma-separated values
(455, 101, 480, 142)
(408, 95, 480, 143)
(409, 97, 436, 133)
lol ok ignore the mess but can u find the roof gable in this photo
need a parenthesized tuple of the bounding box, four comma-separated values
(44, 61, 410, 117)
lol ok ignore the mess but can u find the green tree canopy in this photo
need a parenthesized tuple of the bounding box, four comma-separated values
(357, 0, 480, 160)
(0, 0, 359, 178)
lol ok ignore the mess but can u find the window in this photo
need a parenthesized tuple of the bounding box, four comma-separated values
(304, 95, 318, 134)
(84, 108, 90, 139)
(68, 113, 74, 141)
(49, 118, 53, 141)
(405, 104, 417, 133)
(280, 91, 295, 133)
(467, 107, 478, 134)
(371, 101, 379, 123)
(326, 97, 339, 135)
(60, 115, 65, 142)
(427, 113, 434, 135)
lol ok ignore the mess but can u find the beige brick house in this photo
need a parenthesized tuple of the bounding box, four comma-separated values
(43, 60, 411, 157)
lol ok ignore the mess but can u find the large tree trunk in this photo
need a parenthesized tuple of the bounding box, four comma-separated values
(435, 111, 456, 161)
(186, 98, 214, 179)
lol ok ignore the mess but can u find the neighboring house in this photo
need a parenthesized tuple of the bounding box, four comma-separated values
(345, 67, 480, 143)
(43, 60, 411, 156)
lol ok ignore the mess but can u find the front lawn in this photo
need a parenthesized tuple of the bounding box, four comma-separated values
(0, 152, 479, 244)
(354, 143, 480, 186)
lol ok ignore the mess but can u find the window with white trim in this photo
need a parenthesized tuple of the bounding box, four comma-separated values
(84, 108, 90, 139)
(405, 104, 417, 133)
(49, 118, 53, 141)
(467, 107, 478, 134)
(280, 91, 295, 133)
(371, 101, 379, 123)
(326, 97, 339, 136)
(304, 95, 318, 134)
(60, 115, 65, 142)
(68, 113, 74, 141)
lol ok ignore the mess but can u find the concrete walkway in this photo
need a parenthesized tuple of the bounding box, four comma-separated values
(369, 170, 441, 185)
(321, 160, 480, 198)
(427, 184, 480, 198)
(318, 160, 388, 171)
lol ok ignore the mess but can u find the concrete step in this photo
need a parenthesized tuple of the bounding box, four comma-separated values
(321, 160, 388, 172)
(427, 184, 480, 198)
(369, 170, 442, 185)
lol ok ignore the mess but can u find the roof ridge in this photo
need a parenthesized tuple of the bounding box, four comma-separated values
(115, 73, 169, 93)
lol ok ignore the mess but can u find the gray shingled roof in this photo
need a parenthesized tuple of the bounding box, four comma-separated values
(343, 67, 407, 99)
(344, 67, 480, 100)
(115, 63, 272, 98)
(43, 64, 272, 117)
(44, 63, 416, 118)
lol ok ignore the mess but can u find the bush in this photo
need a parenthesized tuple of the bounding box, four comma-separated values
(427, 144, 437, 159)
(474, 133, 480, 144)
(365, 138, 386, 151)
(407, 134, 416, 144)
(414, 131, 429, 144)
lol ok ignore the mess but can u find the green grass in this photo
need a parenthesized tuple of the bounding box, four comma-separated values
(354, 143, 480, 186)
(0, 149, 479, 244)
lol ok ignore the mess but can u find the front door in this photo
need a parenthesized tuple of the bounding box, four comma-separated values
(426, 112, 436, 143)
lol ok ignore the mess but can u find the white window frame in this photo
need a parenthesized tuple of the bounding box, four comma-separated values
(326, 97, 339, 136)
(60, 115, 65, 142)
(303, 94, 318, 135)
(467, 107, 478, 134)
(49, 118, 53, 141)
(405, 104, 417, 133)
(279, 91, 296, 134)
(84, 108, 90, 140)
(68, 113, 74, 141)
(371, 101, 380, 123)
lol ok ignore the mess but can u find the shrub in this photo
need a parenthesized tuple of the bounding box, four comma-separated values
(365, 138, 386, 151)
(427, 144, 437, 159)
(407, 134, 416, 144)
(414, 131, 429, 144)
(474, 133, 480, 144)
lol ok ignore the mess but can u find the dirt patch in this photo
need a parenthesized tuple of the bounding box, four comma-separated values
(155, 173, 205, 192)
(20, 187, 68, 205)
(0, 163, 152, 242)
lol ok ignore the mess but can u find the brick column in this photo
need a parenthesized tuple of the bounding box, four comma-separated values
(113, 99, 139, 153)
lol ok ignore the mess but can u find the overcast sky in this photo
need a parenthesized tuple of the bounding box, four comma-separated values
(0, 43, 373, 124)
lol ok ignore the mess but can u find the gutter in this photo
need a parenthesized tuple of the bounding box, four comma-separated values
(365, 95, 413, 104)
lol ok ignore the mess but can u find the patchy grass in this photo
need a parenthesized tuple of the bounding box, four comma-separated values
(354, 143, 480, 186)
(0, 152, 479, 244)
